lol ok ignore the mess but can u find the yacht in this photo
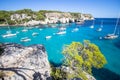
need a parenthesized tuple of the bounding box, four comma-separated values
(16, 31, 20, 34)
(45, 36, 52, 39)
(22, 29, 28, 32)
(59, 27, 66, 31)
(28, 27, 34, 30)
(2, 32, 16, 38)
(104, 34, 118, 39)
(39, 29, 43, 31)
(104, 17, 119, 39)
(20, 37, 31, 42)
(32, 32, 39, 36)
(56, 26, 66, 35)
(21, 20, 28, 32)
(97, 21, 103, 31)
(90, 25, 94, 29)
(56, 31, 66, 35)
(72, 28, 79, 32)
(2, 19, 17, 38)
(97, 28, 102, 31)
(90, 20, 95, 29)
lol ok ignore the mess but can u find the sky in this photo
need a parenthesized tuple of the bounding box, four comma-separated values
(0, 0, 120, 18)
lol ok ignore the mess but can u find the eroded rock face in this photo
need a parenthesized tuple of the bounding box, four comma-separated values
(0, 43, 51, 80)
(61, 66, 96, 80)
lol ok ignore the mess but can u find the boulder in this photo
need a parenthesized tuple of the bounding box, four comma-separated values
(0, 43, 51, 80)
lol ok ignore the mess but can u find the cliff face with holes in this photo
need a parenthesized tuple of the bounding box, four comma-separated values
(0, 43, 51, 80)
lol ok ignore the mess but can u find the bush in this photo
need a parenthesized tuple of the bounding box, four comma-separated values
(62, 40, 107, 79)
(51, 65, 67, 80)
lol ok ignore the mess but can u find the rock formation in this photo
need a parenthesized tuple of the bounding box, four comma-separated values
(0, 43, 51, 80)
(61, 66, 96, 80)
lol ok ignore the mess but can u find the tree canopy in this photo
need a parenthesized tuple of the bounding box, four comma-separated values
(62, 40, 107, 79)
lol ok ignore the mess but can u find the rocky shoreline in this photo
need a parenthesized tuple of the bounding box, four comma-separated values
(0, 43, 51, 80)
(0, 43, 96, 80)
(0, 10, 94, 27)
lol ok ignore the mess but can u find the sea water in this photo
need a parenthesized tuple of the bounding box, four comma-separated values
(0, 18, 120, 80)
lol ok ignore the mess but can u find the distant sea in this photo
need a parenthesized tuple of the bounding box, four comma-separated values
(0, 18, 120, 80)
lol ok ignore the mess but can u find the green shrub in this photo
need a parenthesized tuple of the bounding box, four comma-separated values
(62, 40, 107, 79)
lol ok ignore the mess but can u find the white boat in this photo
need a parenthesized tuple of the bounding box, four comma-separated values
(59, 27, 66, 31)
(2, 19, 17, 38)
(56, 27, 66, 35)
(21, 20, 28, 32)
(97, 27, 102, 31)
(39, 29, 43, 31)
(104, 17, 119, 39)
(104, 34, 118, 39)
(32, 32, 39, 36)
(99, 37, 102, 39)
(72, 28, 79, 32)
(16, 31, 20, 34)
(2, 33, 16, 38)
(28, 27, 33, 30)
(20, 37, 31, 42)
(56, 31, 66, 35)
(22, 29, 28, 32)
(90, 25, 94, 28)
(45, 36, 52, 39)
(97, 21, 103, 31)
(35, 26, 39, 28)
(90, 20, 95, 28)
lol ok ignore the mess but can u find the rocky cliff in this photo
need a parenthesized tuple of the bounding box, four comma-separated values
(0, 43, 51, 80)
(0, 43, 96, 80)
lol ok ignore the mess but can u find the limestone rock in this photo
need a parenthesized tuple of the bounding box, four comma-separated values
(0, 43, 51, 80)
(61, 66, 96, 80)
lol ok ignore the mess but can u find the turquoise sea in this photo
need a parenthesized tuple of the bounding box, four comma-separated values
(0, 18, 120, 80)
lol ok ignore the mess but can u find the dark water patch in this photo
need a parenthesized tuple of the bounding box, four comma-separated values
(50, 61, 62, 67)
(92, 68, 120, 80)
(114, 40, 120, 49)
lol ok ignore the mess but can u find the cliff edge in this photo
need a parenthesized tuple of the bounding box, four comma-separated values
(0, 43, 51, 80)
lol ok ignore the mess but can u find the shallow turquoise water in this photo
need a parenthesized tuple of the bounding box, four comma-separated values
(0, 18, 120, 80)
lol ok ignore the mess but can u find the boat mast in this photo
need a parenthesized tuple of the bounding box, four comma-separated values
(101, 20, 103, 28)
(113, 16, 119, 35)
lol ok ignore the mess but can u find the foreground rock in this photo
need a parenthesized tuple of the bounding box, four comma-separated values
(0, 43, 51, 80)
(61, 66, 96, 80)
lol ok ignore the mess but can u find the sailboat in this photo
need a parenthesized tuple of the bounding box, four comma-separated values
(56, 27, 66, 35)
(72, 28, 79, 32)
(32, 32, 39, 36)
(45, 36, 52, 39)
(21, 19, 28, 32)
(56, 30, 66, 35)
(59, 27, 66, 31)
(22, 27, 28, 32)
(2, 19, 17, 38)
(104, 17, 119, 39)
(20, 37, 31, 42)
(90, 20, 94, 29)
(97, 21, 103, 31)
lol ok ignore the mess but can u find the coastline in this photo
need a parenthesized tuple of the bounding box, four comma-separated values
(0, 19, 94, 27)
(0, 18, 120, 80)
(0, 10, 94, 27)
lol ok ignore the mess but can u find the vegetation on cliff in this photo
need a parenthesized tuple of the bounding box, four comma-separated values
(0, 9, 93, 25)
(51, 40, 107, 80)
